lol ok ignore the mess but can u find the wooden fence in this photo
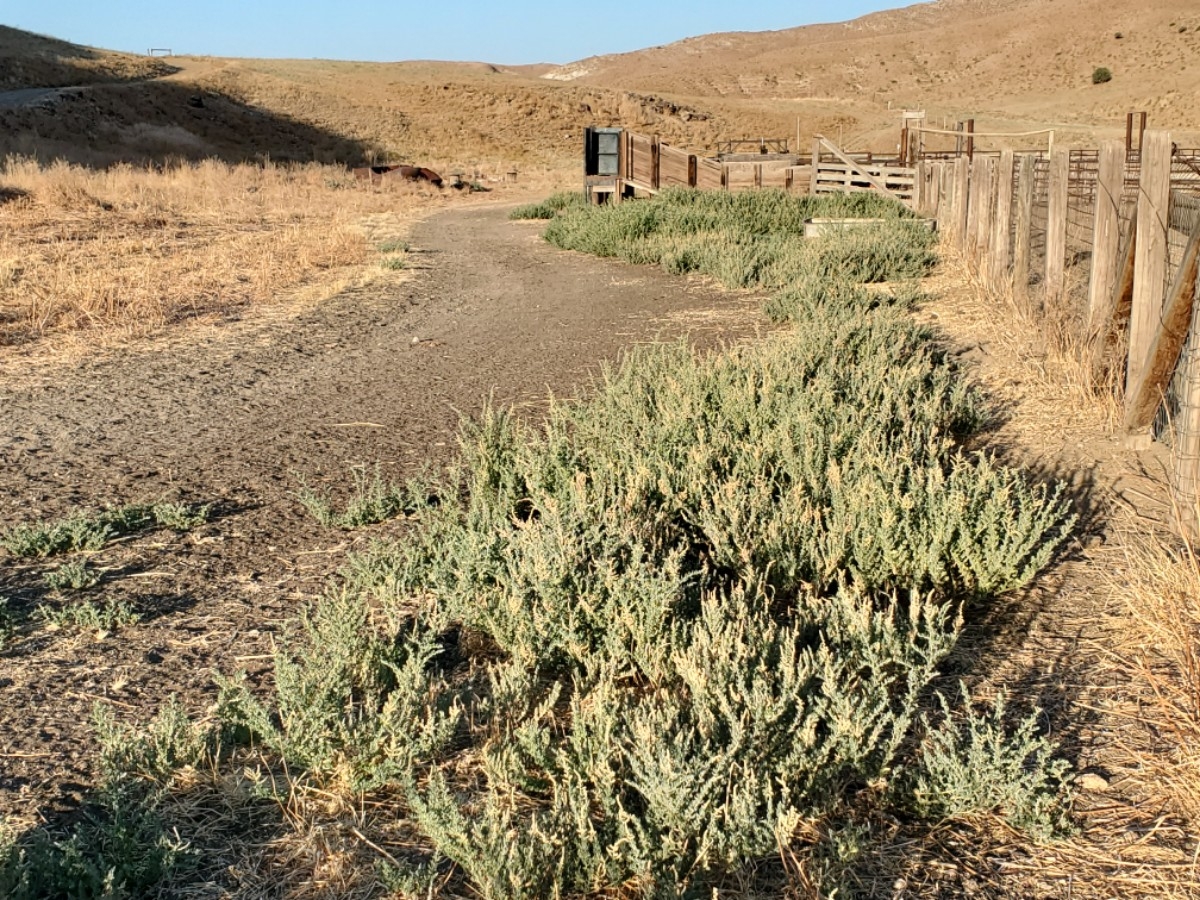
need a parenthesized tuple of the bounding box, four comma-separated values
(914, 132, 1200, 521)
(607, 130, 910, 201)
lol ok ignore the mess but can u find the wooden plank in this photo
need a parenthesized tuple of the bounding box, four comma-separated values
(816, 135, 906, 201)
(935, 162, 951, 234)
(932, 162, 943, 217)
(965, 159, 983, 259)
(954, 156, 970, 248)
(1087, 141, 1125, 326)
(992, 150, 1015, 289)
(1013, 155, 1036, 299)
(1127, 130, 1174, 397)
(810, 137, 822, 195)
(1089, 213, 1137, 382)
(1123, 218, 1200, 431)
(974, 157, 997, 272)
(1174, 305, 1200, 532)
(1045, 148, 1070, 305)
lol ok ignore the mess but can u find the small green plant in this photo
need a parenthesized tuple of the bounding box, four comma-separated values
(0, 703, 209, 899)
(149, 501, 210, 531)
(39, 597, 140, 633)
(377, 239, 410, 253)
(381, 256, 407, 270)
(1092, 66, 1113, 84)
(94, 700, 213, 785)
(509, 191, 586, 220)
(1, 501, 209, 558)
(0, 782, 189, 900)
(909, 685, 1073, 842)
(296, 466, 426, 530)
(43, 559, 101, 592)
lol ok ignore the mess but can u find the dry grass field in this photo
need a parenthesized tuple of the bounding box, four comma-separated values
(0, 158, 559, 348)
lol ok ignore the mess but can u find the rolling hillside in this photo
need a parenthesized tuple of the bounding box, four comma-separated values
(1, 0, 1199, 170)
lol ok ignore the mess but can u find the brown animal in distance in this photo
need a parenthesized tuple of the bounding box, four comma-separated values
(351, 164, 443, 187)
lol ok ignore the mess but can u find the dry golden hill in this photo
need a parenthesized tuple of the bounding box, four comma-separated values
(2, 0, 1198, 172)
(544, 0, 1200, 150)
(0, 25, 176, 88)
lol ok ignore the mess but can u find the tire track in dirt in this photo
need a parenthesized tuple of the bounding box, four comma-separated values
(0, 203, 759, 820)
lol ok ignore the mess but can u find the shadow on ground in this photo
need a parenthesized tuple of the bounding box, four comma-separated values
(0, 57, 372, 167)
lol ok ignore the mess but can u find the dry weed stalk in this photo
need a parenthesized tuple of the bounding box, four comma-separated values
(0, 156, 458, 346)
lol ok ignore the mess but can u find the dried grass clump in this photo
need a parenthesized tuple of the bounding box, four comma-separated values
(1106, 513, 1200, 821)
(0, 156, 446, 346)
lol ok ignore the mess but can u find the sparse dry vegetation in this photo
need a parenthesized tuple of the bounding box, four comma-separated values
(0, 157, 459, 345)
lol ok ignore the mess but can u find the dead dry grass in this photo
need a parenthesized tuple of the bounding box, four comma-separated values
(1104, 503, 1200, 823)
(918, 246, 1200, 898)
(0, 156, 540, 347)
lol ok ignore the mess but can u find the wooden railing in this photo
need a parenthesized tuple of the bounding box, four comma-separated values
(606, 130, 913, 202)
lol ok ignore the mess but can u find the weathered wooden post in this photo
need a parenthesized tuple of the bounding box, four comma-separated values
(810, 137, 823, 195)
(1013, 154, 1036, 304)
(937, 162, 952, 235)
(953, 155, 970, 248)
(1044, 148, 1070, 307)
(1126, 130, 1173, 397)
(974, 156, 997, 277)
(992, 150, 1015, 291)
(1088, 141, 1126, 330)
(965, 160, 983, 261)
(1173, 278, 1200, 535)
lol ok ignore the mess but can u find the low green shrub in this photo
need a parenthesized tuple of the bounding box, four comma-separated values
(1, 501, 209, 558)
(209, 307, 1070, 894)
(296, 466, 428, 529)
(508, 191, 586, 220)
(909, 686, 1073, 842)
(38, 597, 140, 633)
(43, 559, 101, 592)
(216, 591, 460, 793)
(1092, 66, 1113, 84)
(542, 188, 934, 292)
(0, 703, 207, 899)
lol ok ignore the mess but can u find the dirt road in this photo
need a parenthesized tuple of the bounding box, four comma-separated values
(0, 204, 757, 820)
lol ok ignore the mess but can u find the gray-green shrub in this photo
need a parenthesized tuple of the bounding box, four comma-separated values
(909, 686, 1073, 842)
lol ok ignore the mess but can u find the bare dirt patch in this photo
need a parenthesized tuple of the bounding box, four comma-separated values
(0, 202, 761, 827)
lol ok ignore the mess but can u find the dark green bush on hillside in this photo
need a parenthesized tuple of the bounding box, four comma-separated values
(1092, 66, 1113, 84)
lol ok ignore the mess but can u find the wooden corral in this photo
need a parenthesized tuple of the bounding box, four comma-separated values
(912, 126, 1200, 530)
(586, 128, 909, 203)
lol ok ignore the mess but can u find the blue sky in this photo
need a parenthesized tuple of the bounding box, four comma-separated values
(5, 1, 904, 65)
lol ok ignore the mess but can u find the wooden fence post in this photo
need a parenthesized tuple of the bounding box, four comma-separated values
(1124, 220, 1200, 432)
(1044, 148, 1070, 306)
(1088, 141, 1126, 329)
(974, 157, 997, 276)
(1013, 155, 1036, 302)
(1174, 278, 1200, 532)
(1126, 129, 1173, 397)
(953, 156, 970, 247)
(810, 137, 822, 195)
(965, 160, 983, 259)
(937, 162, 952, 235)
(992, 150, 1015, 290)
(928, 162, 942, 220)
